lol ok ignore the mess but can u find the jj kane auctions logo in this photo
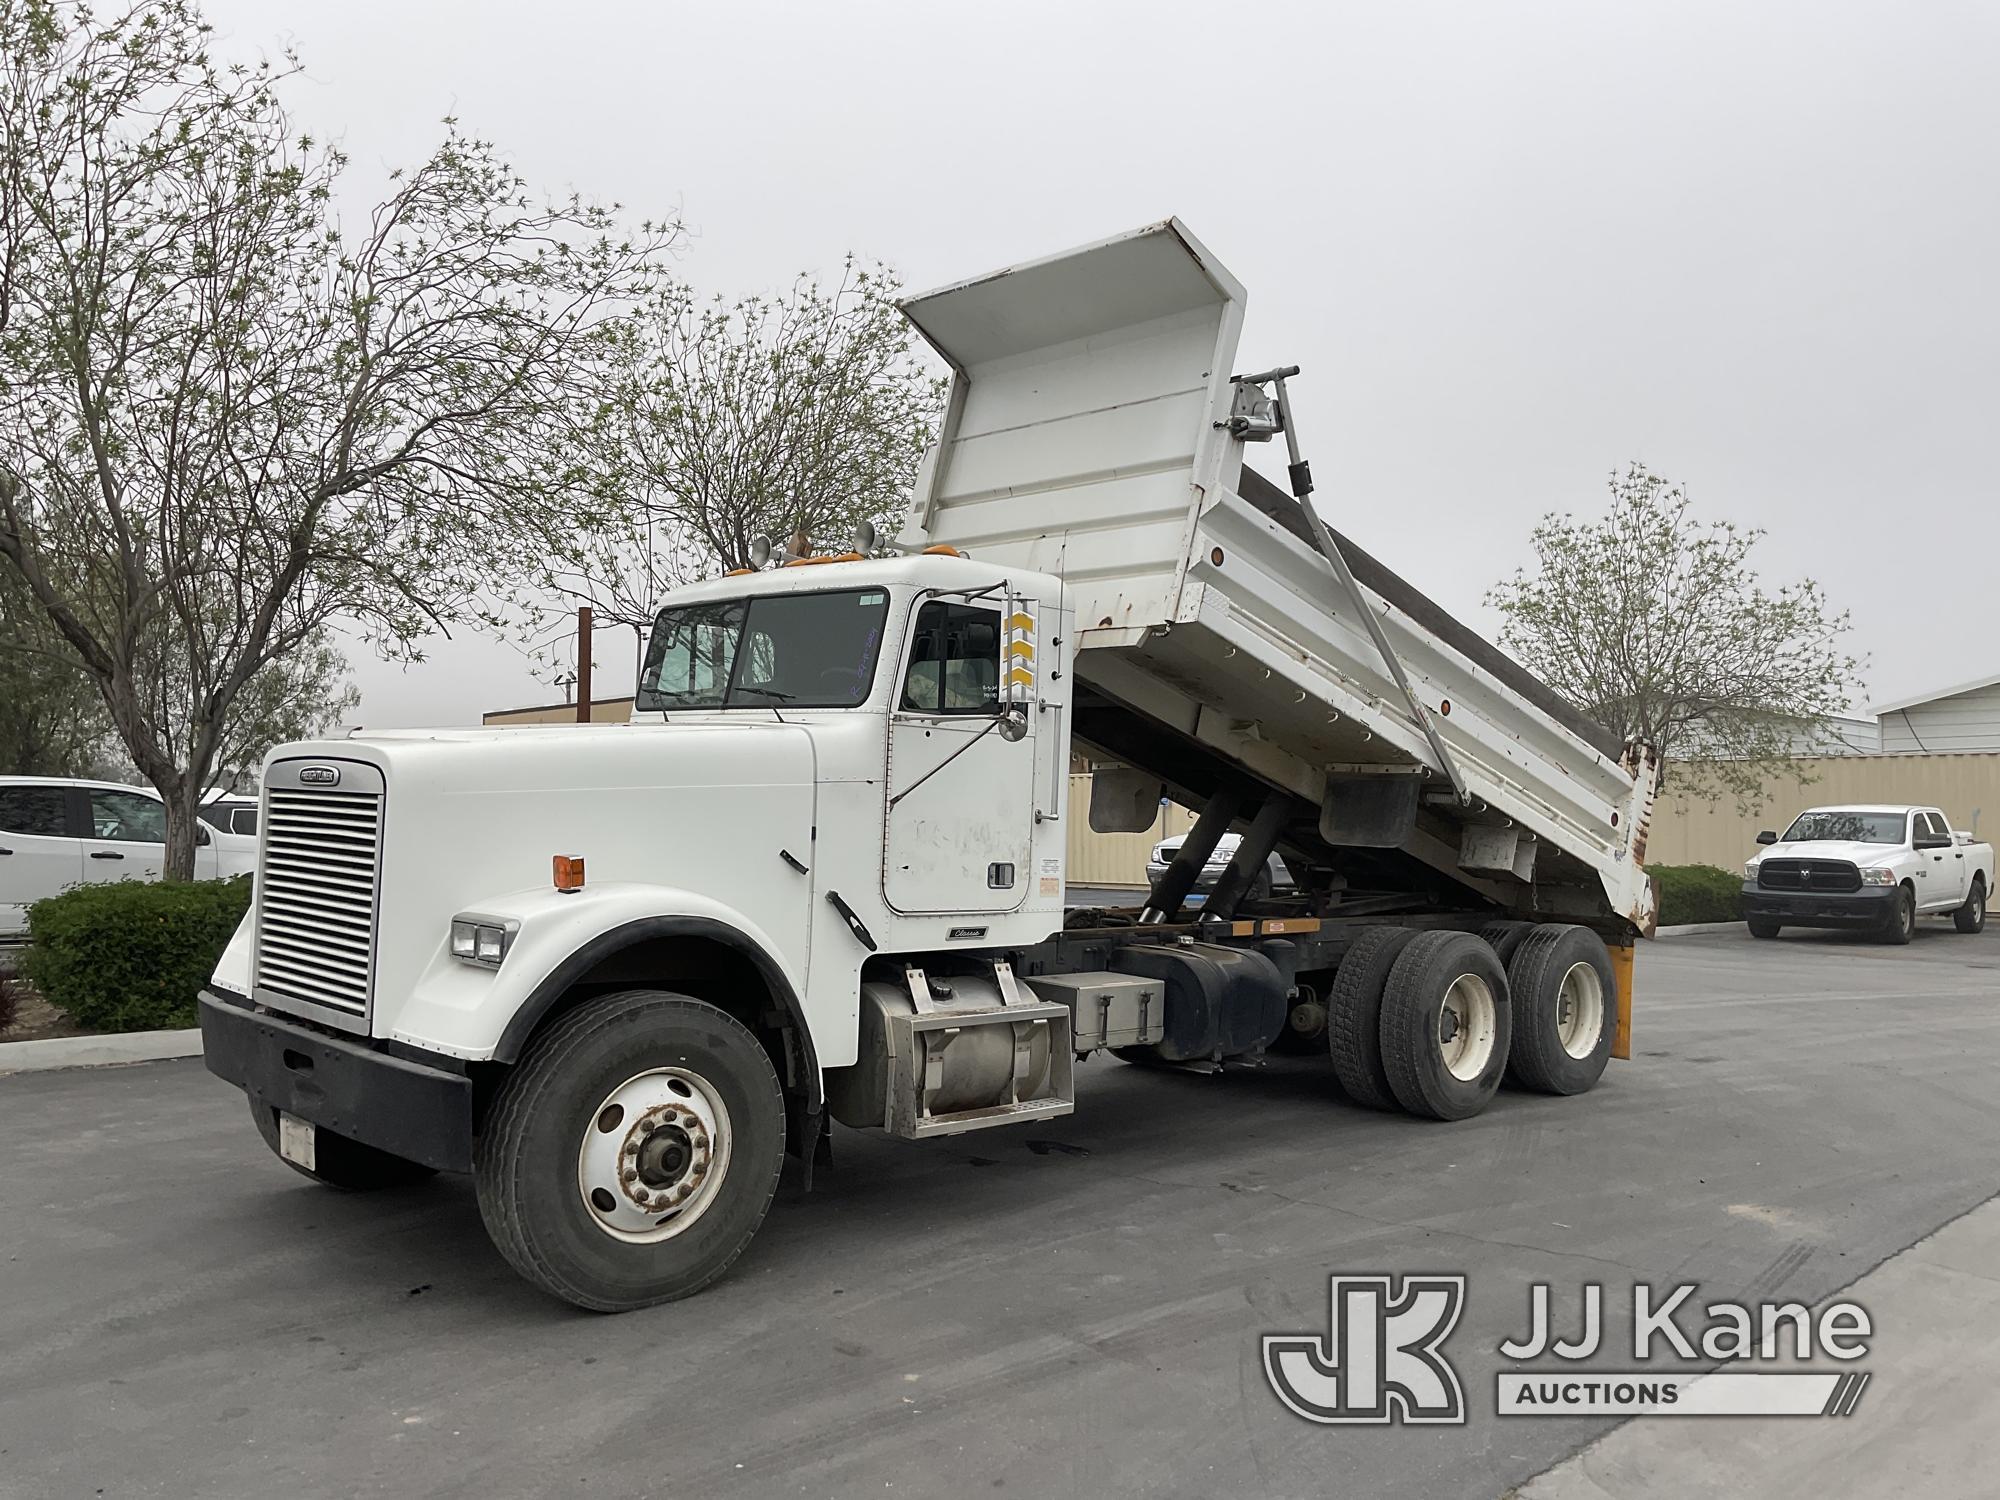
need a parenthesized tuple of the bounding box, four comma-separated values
(1264, 1276, 1873, 1422)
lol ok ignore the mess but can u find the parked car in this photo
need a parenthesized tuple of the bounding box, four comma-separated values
(0, 776, 258, 938)
(1145, 831, 1293, 898)
(1740, 803, 1993, 944)
(198, 793, 260, 838)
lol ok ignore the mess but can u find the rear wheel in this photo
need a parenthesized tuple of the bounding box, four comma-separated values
(1954, 878, 1986, 934)
(1746, 916, 1782, 940)
(1504, 925, 1615, 1095)
(1378, 932, 1512, 1121)
(475, 990, 785, 1312)
(1882, 886, 1916, 945)
(1326, 926, 1421, 1109)
(249, 1100, 436, 1191)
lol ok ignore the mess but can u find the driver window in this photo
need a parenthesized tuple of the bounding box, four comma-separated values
(89, 789, 167, 843)
(900, 602, 1000, 715)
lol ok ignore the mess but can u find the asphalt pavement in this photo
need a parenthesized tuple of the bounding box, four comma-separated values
(1, 923, 1996, 1499)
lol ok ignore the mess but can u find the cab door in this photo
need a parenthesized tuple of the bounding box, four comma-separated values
(0, 783, 81, 936)
(1918, 811, 1963, 909)
(883, 598, 1036, 914)
(77, 787, 170, 886)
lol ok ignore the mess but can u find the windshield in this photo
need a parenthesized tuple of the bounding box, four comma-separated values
(636, 588, 890, 710)
(1781, 811, 1907, 844)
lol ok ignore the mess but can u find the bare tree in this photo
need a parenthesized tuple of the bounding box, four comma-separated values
(1488, 462, 1861, 808)
(0, 0, 678, 875)
(526, 261, 945, 667)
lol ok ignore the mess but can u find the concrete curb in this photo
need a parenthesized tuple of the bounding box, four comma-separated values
(0, 1029, 203, 1076)
(1653, 920, 1745, 936)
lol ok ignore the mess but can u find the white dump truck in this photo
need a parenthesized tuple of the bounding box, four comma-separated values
(200, 221, 1660, 1311)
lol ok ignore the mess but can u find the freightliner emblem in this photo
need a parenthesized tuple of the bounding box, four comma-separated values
(298, 765, 341, 785)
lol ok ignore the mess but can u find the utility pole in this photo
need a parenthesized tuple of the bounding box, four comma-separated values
(576, 606, 593, 724)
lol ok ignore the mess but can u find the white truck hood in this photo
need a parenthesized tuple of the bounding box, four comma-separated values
(1754, 840, 1901, 866)
(242, 721, 821, 1038)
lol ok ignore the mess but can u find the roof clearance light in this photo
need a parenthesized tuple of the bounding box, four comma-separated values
(921, 544, 965, 558)
(553, 854, 586, 893)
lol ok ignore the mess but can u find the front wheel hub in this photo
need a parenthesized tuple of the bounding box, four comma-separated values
(577, 1068, 733, 1243)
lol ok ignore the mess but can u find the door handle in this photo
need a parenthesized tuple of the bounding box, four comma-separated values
(90, 850, 124, 861)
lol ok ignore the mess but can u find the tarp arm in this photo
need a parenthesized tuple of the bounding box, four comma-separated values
(1226, 367, 1473, 809)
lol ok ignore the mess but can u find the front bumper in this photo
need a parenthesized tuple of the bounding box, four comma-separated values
(1740, 882, 1898, 930)
(199, 989, 474, 1172)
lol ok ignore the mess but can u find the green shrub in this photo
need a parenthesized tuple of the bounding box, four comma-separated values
(22, 877, 251, 1032)
(1651, 864, 1744, 925)
(0, 974, 18, 1033)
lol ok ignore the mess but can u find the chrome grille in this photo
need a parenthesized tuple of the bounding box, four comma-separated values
(1758, 858, 1861, 893)
(255, 782, 384, 1017)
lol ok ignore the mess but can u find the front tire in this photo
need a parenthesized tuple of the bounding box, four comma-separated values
(1954, 878, 1986, 934)
(1378, 932, 1512, 1121)
(1504, 925, 1615, 1095)
(1882, 886, 1916, 945)
(475, 990, 785, 1312)
(1746, 916, 1782, 940)
(249, 1100, 436, 1191)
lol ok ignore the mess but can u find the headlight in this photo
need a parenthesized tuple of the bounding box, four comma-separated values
(1744, 860, 1761, 878)
(449, 916, 517, 968)
(1858, 868, 1896, 886)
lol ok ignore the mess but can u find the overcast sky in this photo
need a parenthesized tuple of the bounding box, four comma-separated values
(202, 0, 1999, 728)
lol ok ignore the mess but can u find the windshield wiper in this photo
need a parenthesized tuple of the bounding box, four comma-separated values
(732, 685, 796, 703)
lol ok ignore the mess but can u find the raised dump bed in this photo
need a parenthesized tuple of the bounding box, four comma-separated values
(897, 219, 1657, 933)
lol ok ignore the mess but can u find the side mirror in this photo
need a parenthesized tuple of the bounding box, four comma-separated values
(1914, 832, 1950, 850)
(195, 823, 211, 846)
(997, 705, 1029, 742)
(1755, 830, 1778, 846)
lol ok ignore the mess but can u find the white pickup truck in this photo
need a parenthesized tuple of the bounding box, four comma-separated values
(1742, 804, 1993, 943)
(198, 221, 1661, 1311)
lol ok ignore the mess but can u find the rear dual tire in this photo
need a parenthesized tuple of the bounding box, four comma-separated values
(1330, 921, 1617, 1117)
(1378, 932, 1512, 1121)
(1503, 925, 1616, 1096)
(1329, 926, 1515, 1120)
(1327, 926, 1422, 1109)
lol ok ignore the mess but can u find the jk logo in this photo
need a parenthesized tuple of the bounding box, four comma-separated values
(1263, 1275, 1467, 1424)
